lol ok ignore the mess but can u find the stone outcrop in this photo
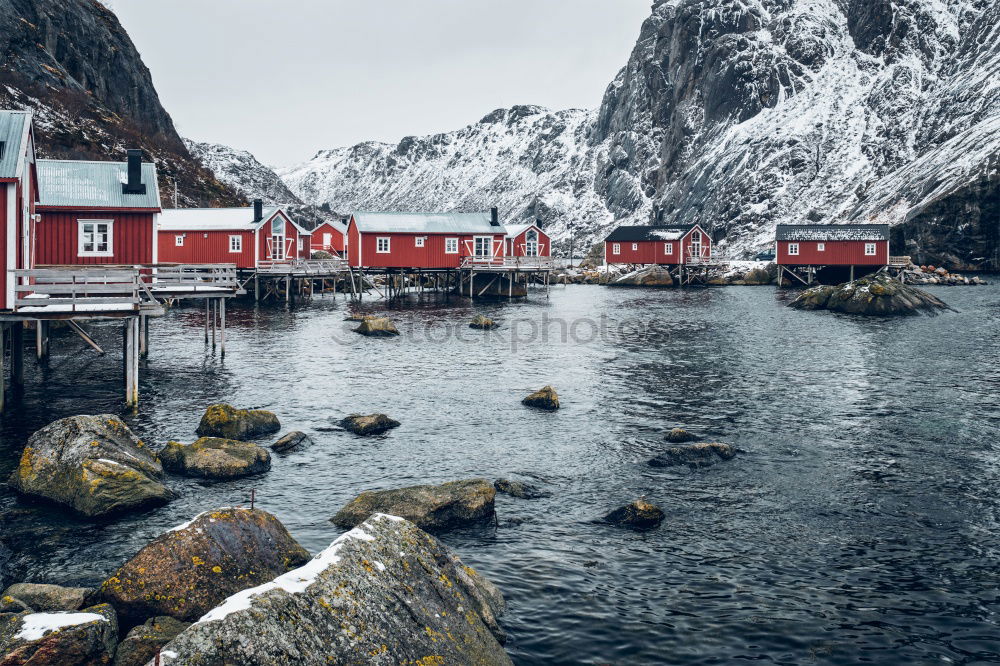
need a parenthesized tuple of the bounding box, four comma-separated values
(0, 604, 118, 665)
(664, 428, 698, 443)
(270, 431, 311, 453)
(112, 616, 189, 666)
(354, 317, 400, 337)
(789, 273, 952, 316)
(1, 584, 91, 613)
(603, 499, 664, 529)
(522, 386, 560, 411)
(339, 414, 400, 436)
(494, 479, 550, 500)
(7, 415, 172, 518)
(609, 265, 674, 288)
(99, 508, 310, 625)
(154, 514, 512, 665)
(649, 443, 738, 469)
(195, 404, 280, 440)
(332, 479, 496, 532)
(160, 438, 271, 480)
(470, 314, 498, 330)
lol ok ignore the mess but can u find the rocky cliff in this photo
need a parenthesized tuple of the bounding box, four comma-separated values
(0, 0, 243, 207)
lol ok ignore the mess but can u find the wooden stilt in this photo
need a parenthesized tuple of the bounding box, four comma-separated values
(850, 265, 855, 281)
(211, 300, 217, 349)
(1, 325, 6, 413)
(254, 274, 260, 302)
(35, 320, 49, 360)
(205, 300, 210, 343)
(138, 316, 148, 358)
(285, 276, 291, 304)
(10, 323, 23, 388)
(220, 298, 226, 358)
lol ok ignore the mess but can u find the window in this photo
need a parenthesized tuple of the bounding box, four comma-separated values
(665, 243, 673, 255)
(632, 243, 638, 251)
(229, 235, 242, 253)
(612, 243, 621, 255)
(415, 237, 425, 247)
(788, 243, 800, 256)
(376, 237, 391, 253)
(175, 234, 184, 247)
(525, 229, 539, 257)
(865, 243, 877, 256)
(817, 242, 825, 252)
(445, 238, 459, 254)
(323, 232, 332, 247)
(297, 237, 304, 252)
(78, 220, 113, 257)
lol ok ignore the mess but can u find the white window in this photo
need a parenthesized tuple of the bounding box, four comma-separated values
(612, 243, 621, 255)
(865, 242, 877, 256)
(376, 237, 391, 253)
(632, 243, 638, 251)
(229, 235, 242, 253)
(664, 243, 673, 255)
(445, 238, 459, 254)
(788, 243, 800, 256)
(323, 232, 332, 247)
(817, 242, 825, 252)
(415, 237, 425, 247)
(175, 234, 184, 247)
(298, 237, 304, 252)
(78, 220, 113, 257)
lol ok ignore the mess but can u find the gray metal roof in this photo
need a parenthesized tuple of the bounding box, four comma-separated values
(352, 211, 501, 234)
(0, 111, 32, 179)
(775, 224, 890, 242)
(37, 159, 161, 209)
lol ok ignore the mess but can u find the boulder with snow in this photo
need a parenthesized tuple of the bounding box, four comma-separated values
(159, 438, 271, 480)
(789, 274, 951, 316)
(154, 514, 512, 665)
(332, 479, 496, 532)
(99, 508, 310, 625)
(0, 604, 117, 665)
(195, 404, 280, 440)
(7, 415, 173, 518)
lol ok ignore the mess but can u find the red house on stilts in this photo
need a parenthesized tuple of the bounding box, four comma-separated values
(0, 110, 38, 312)
(504, 222, 551, 259)
(775, 224, 890, 285)
(310, 218, 348, 256)
(604, 224, 712, 266)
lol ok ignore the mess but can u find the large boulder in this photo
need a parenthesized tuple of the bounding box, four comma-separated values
(270, 431, 311, 453)
(603, 499, 665, 529)
(789, 274, 952, 315)
(112, 616, 189, 666)
(649, 443, 738, 469)
(493, 479, 550, 499)
(0, 604, 118, 665)
(332, 479, 496, 532)
(470, 314, 498, 330)
(665, 428, 698, 443)
(609, 265, 674, 287)
(1, 584, 91, 612)
(7, 415, 172, 518)
(154, 514, 512, 665)
(159, 438, 271, 480)
(354, 317, 400, 337)
(195, 404, 280, 440)
(99, 508, 310, 625)
(522, 386, 560, 411)
(339, 414, 400, 436)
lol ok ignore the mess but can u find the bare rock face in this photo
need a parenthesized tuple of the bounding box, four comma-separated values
(112, 616, 189, 666)
(99, 508, 310, 625)
(195, 404, 280, 440)
(789, 274, 952, 315)
(0, 603, 118, 666)
(332, 480, 496, 532)
(154, 515, 512, 666)
(649, 443, 738, 469)
(7, 415, 172, 518)
(159, 438, 271, 480)
(353, 317, 400, 337)
(522, 386, 560, 411)
(270, 431, 311, 453)
(1, 584, 91, 613)
(339, 414, 400, 436)
(603, 499, 665, 529)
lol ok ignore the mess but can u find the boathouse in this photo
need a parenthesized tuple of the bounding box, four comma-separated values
(158, 200, 310, 269)
(604, 225, 711, 266)
(35, 152, 161, 267)
(310, 219, 348, 256)
(346, 209, 507, 269)
(0, 110, 38, 312)
(775, 224, 890, 284)
(504, 222, 550, 258)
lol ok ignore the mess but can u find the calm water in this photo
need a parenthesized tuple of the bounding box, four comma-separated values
(2, 283, 1000, 665)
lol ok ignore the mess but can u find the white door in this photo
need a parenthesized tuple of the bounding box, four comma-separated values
(690, 231, 702, 261)
(524, 230, 539, 257)
(474, 236, 492, 261)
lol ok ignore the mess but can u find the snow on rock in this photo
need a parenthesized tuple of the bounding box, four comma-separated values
(14, 612, 107, 642)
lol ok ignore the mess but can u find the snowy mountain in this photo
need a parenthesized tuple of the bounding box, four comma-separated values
(185, 139, 304, 206)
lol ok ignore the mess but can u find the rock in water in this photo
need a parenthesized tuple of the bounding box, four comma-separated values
(494, 479, 550, 499)
(99, 508, 309, 625)
(195, 404, 280, 440)
(112, 616, 189, 666)
(522, 386, 560, 411)
(339, 414, 400, 436)
(665, 428, 698, 443)
(159, 438, 271, 479)
(332, 479, 496, 531)
(470, 314, 498, 329)
(0, 604, 118, 665)
(7, 415, 172, 518)
(649, 443, 738, 469)
(354, 317, 400, 337)
(603, 499, 665, 529)
(270, 431, 311, 453)
(609, 265, 674, 287)
(155, 514, 512, 665)
(789, 274, 951, 316)
(1, 584, 91, 612)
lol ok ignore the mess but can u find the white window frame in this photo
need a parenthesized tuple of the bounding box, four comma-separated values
(865, 242, 877, 256)
(175, 234, 184, 247)
(817, 242, 825, 252)
(612, 243, 621, 255)
(78, 219, 114, 257)
(376, 237, 391, 253)
(664, 243, 673, 255)
(445, 237, 459, 254)
(297, 237, 304, 252)
(788, 243, 800, 256)
(415, 236, 425, 248)
(229, 235, 242, 253)
(632, 243, 638, 251)
(323, 232, 332, 247)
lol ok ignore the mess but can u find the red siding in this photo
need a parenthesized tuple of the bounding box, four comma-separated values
(776, 240, 888, 266)
(348, 219, 361, 267)
(158, 229, 257, 269)
(1, 183, 8, 310)
(35, 210, 155, 266)
(310, 222, 346, 254)
(605, 226, 711, 266)
(257, 213, 305, 262)
(354, 229, 507, 269)
(508, 226, 552, 257)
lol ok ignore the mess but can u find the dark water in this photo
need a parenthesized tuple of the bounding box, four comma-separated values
(3, 283, 1000, 665)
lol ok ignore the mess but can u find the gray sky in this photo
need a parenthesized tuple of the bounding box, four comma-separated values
(110, 0, 651, 167)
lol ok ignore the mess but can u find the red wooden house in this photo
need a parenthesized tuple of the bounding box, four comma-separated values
(35, 151, 161, 267)
(604, 225, 711, 266)
(504, 222, 550, 258)
(310, 219, 348, 256)
(346, 209, 507, 269)
(158, 200, 309, 269)
(775, 224, 890, 266)
(0, 110, 38, 311)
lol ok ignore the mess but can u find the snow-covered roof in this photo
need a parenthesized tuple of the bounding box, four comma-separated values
(159, 206, 281, 231)
(0, 110, 32, 180)
(605, 225, 697, 242)
(37, 159, 161, 209)
(504, 223, 544, 238)
(351, 211, 501, 234)
(775, 224, 890, 241)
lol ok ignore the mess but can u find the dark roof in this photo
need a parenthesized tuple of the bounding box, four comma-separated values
(776, 224, 890, 242)
(605, 225, 697, 242)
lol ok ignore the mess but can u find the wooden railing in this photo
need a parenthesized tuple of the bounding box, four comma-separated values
(889, 256, 912, 268)
(460, 256, 554, 269)
(150, 264, 239, 288)
(13, 268, 143, 312)
(256, 259, 347, 274)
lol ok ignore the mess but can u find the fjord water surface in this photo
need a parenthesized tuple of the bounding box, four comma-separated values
(2, 284, 1000, 664)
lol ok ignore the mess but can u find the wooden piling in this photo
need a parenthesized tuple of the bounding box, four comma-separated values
(220, 298, 227, 358)
(10, 323, 24, 388)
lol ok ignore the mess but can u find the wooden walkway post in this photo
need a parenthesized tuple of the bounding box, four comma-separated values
(10, 323, 24, 389)
(219, 298, 227, 358)
(35, 320, 49, 360)
(124, 317, 139, 407)
(204, 300, 210, 343)
(211, 300, 217, 350)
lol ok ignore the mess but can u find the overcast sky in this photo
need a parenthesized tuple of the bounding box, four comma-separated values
(109, 0, 651, 167)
